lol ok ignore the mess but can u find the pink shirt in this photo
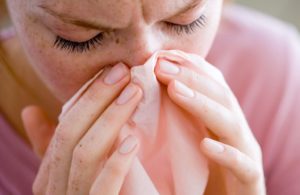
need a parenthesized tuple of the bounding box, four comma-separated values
(1, 5, 300, 195)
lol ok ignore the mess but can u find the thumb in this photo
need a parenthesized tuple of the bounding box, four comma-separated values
(21, 105, 56, 158)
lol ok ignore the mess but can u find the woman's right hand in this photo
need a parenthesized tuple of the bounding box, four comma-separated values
(21, 63, 143, 195)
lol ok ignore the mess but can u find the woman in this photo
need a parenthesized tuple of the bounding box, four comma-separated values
(0, 0, 299, 194)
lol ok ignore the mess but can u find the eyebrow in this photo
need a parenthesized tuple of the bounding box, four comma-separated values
(39, 5, 112, 30)
(39, 0, 203, 30)
(176, 0, 204, 16)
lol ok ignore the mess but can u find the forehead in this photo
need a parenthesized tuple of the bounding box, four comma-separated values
(36, 0, 198, 25)
(141, 0, 200, 21)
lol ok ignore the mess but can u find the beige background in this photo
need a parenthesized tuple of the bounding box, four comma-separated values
(236, 0, 300, 30)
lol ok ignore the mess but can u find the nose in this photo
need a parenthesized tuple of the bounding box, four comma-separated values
(122, 27, 163, 67)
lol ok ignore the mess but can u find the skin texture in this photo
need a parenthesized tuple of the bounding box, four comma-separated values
(4, 0, 266, 194)
(7, 0, 222, 102)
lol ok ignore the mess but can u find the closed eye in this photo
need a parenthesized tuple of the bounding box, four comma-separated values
(165, 14, 207, 35)
(54, 33, 104, 53)
(53, 15, 207, 53)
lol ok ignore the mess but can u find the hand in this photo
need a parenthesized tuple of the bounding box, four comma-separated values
(155, 51, 266, 195)
(21, 63, 143, 195)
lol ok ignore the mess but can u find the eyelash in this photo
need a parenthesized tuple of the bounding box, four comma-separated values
(54, 14, 207, 53)
(165, 14, 207, 35)
(54, 33, 104, 53)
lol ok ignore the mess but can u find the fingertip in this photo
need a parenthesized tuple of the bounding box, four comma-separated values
(155, 58, 166, 73)
(166, 80, 178, 99)
(21, 105, 39, 120)
(134, 85, 144, 101)
(154, 59, 161, 74)
(21, 105, 43, 134)
(20, 105, 55, 157)
(116, 83, 143, 105)
(154, 58, 173, 84)
(167, 80, 195, 103)
(22, 105, 51, 128)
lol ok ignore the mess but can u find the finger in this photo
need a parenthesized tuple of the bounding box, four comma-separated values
(167, 80, 250, 147)
(58, 70, 104, 121)
(158, 50, 226, 85)
(67, 83, 143, 195)
(21, 105, 55, 194)
(155, 59, 233, 109)
(200, 138, 263, 185)
(21, 105, 56, 158)
(90, 135, 139, 195)
(32, 140, 54, 195)
(47, 63, 131, 194)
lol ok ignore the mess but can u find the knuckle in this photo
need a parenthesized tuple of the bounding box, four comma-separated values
(217, 112, 238, 140)
(229, 147, 242, 166)
(72, 145, 92, 165)
(55, 125, 69, 146)
(105, 161, 124, 178)
(188, 70, 202, 85)
(245, 164, 263, 184)
(230, 117, 244, 137)
(84, 75, 112, 101)
(82, 85, 102, 103)
(190, 71, 199, 82)
(228, 147, 263, 184)
(100, 110, 118, 129)
(222, 87, 234, 107)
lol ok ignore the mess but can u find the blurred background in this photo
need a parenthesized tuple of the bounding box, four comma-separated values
(236, 0, 300, 30)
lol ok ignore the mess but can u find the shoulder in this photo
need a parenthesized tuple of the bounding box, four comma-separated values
(209, 4, 300, 143)
(0, 112, 39, 195)
(209, 4, 300, 72)
(208, 4, 300, 108)
(208, 5, 300, 194)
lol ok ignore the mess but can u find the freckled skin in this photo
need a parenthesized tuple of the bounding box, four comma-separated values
(6, 0, 223, 103)
(115, 37, 120, 44)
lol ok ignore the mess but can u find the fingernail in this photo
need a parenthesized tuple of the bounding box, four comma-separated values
(159, 59, 180, 75)
(119, 135, 138, 154)
(174, 80, 195, 98)
(104, 63, 128, 85)
(203, 138, 224, 153)
(116, 84, 138, 105)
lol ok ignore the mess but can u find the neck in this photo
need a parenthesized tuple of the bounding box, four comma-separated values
(0, 33, 62, 143)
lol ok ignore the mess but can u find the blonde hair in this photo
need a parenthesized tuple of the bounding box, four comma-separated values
(0, 0, 7, 63)
(0, 0, 8, 22)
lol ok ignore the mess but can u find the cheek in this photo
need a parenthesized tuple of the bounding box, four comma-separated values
(29, 44, 125, 102)
(15, 27, 101, 102)
(8, 5, 113, 102)
(23, 41, 110, 102)
(7, 0, 222, 103)
(169, 0, 222, 57)
(20, 33, 92, 102)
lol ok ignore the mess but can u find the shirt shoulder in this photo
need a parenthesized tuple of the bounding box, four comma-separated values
(208, 4, 300, 126)
(208, 5, 300, 195)
(209, 4, 300, 72)
(0, 112, 39, 195)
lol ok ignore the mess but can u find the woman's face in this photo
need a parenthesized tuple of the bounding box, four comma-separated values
(7, 0, 223, 102)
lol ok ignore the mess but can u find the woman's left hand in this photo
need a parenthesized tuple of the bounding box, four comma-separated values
(155, 52, 266, 195)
